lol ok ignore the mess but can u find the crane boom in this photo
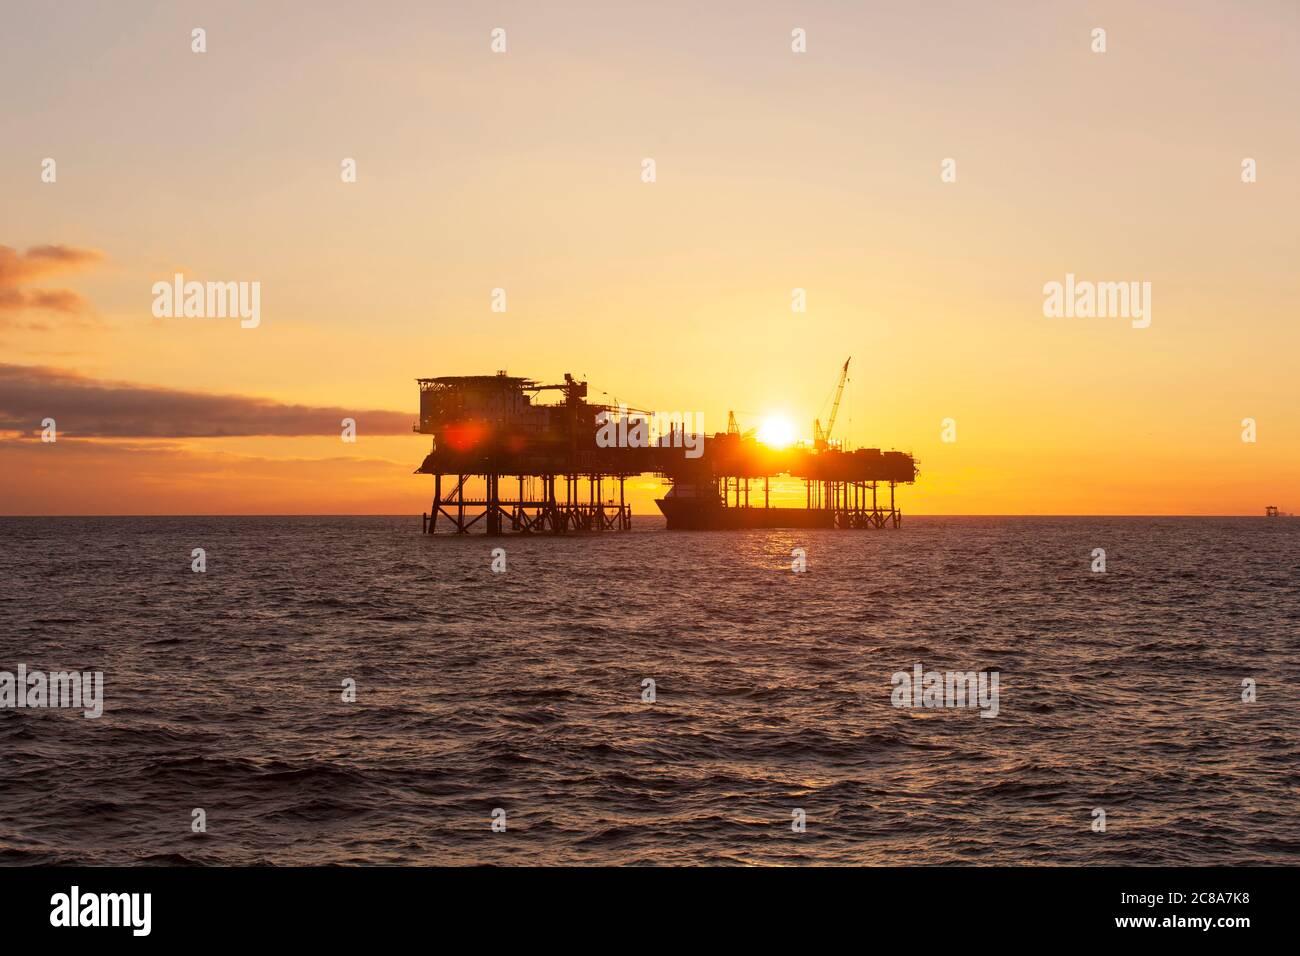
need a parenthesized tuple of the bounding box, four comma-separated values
(824, 357, 850, 443)
(814, 358, 851, 449)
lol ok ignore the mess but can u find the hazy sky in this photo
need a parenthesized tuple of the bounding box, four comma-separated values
(2, 0, 1297, 514)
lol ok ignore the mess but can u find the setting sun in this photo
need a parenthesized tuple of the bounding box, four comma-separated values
(756, 415, 797, 449)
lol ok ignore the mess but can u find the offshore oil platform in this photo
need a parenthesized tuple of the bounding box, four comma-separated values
(413, 361, 917, 534)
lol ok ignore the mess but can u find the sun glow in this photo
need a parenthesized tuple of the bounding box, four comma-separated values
(756, 415, 797, 449)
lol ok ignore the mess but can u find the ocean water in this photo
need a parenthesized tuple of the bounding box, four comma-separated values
(0, 515, 1296, 866)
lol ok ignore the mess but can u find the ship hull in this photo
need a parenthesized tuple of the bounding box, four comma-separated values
(655, 497, 835, 530)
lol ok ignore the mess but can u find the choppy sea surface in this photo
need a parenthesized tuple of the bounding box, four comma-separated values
(0, 515, 1296, 866)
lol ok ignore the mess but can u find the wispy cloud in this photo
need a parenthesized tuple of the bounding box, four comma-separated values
(0, 244, 104, 327)
(0, 364, 412, 437)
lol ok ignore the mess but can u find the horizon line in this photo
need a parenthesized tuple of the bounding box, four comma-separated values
(0, 512, 1289, 520)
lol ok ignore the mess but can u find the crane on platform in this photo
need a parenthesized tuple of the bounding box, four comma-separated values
(813, 357, 850, 451)
(725, 410, 757, 440)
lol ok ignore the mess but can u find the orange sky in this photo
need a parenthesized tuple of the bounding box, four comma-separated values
(2, 1, 1297, 515)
